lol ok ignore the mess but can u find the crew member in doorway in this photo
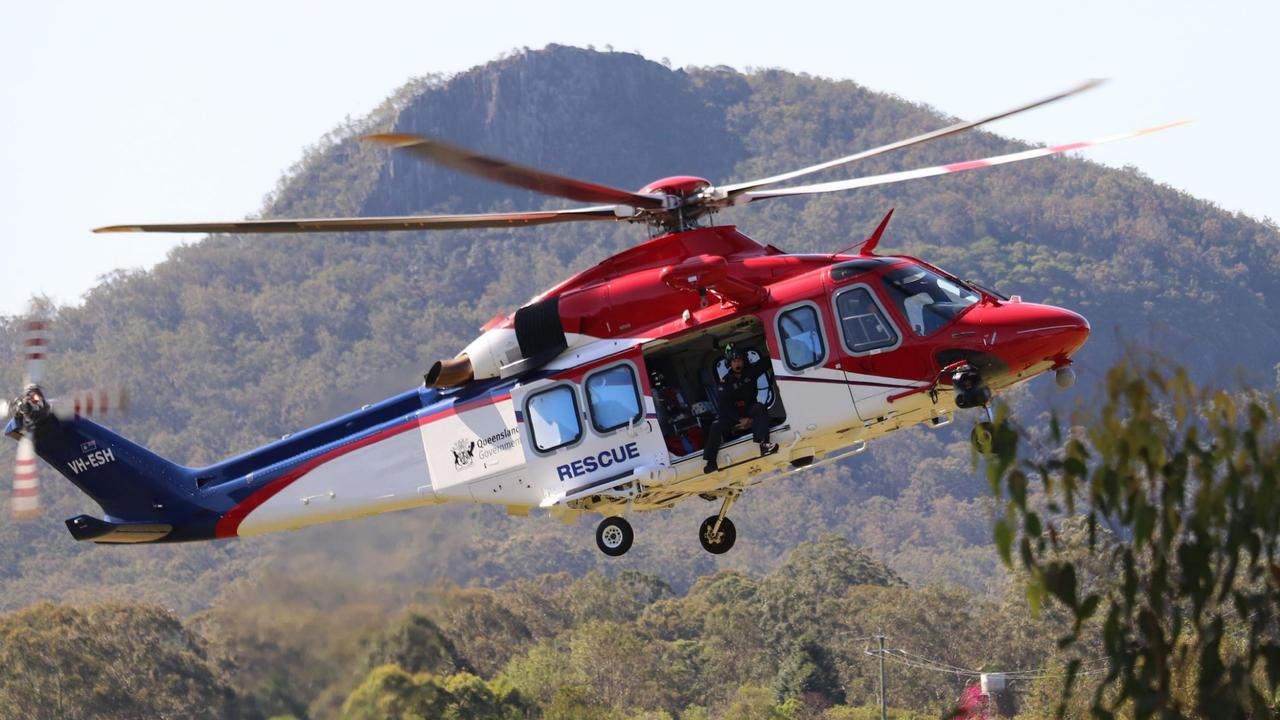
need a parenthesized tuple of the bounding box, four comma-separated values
(703, 347, 778, 473)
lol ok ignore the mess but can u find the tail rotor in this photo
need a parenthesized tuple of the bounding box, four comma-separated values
(4, 315, 128, 521)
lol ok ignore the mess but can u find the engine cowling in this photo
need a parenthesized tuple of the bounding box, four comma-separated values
(425, 294, 570, 388)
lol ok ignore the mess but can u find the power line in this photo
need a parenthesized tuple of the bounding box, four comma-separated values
(862, 643, 1110, 683)
(865, 649, 975, 678)
(893, 648, 984, 675)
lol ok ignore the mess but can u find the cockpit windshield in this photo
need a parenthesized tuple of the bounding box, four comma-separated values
(880, 265, 980, 336)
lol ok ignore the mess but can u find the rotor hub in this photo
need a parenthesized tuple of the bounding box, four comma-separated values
(637, 175, 711, 197)
(15, 385, 50, 423)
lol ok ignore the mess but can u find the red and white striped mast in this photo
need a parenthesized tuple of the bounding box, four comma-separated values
(12, 318, 47, 520)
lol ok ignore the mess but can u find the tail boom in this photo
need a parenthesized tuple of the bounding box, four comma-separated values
(4, 388, 441, 544)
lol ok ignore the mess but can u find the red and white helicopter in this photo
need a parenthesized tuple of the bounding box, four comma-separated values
(5, 80, 1182, 555)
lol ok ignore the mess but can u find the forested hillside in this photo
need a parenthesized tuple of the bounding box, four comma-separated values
(3, 536, 1089, 719)
(1, 46, 1278, 715)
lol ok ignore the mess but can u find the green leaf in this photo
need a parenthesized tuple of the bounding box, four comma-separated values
(1262, 643, 1280, 692)
(1043, 562, 1079, 611)
(994, 518, 1014, 568)
(1079, 594, 1101, 621)
(1024, 512, 1042, 540)
(1026, 577, 1045, 618)
(1008, 469, 1028, 509)
(1134, 504, 1156, 549)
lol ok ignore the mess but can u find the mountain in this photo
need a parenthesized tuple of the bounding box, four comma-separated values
(2, 45, 1278, 614)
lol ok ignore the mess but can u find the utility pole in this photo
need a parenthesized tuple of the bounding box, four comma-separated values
(877, 634, 887, 720)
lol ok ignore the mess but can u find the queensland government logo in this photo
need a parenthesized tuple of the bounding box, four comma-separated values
(451, 440, 476, 469)
(450, 427, 521, 471)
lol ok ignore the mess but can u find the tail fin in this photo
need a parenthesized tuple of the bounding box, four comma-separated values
(12, 414, 215, 542)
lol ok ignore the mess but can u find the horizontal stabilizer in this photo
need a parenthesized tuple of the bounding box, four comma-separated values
(66, 515, 173, 543)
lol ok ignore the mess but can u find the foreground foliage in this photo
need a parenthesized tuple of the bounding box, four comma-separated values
(988, 365, 1280, 718)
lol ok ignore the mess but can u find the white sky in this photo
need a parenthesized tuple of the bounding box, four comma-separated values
(3, 0, 1275, 317)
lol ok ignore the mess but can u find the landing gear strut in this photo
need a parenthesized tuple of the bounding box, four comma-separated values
(699, 494, 738, 554)
(595, 516, 633, 557)
(971, 405, 995, 456)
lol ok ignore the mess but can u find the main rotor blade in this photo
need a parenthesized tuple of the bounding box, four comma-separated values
(12, 434, 39, 520)
(365, 133, 668, 209)
(741, 121, 1189, 202)
(719, 79, 1105, 196)
(94, 205, 624, 234)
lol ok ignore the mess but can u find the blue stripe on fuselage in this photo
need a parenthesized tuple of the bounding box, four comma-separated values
(208, 374, 531, 505)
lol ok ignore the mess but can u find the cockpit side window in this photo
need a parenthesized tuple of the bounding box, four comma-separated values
(834, 287, 898, 354)
(880, 266, 980, 336)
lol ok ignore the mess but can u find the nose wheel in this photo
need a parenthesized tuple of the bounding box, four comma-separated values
(971, 405, 995, 455)
(971, 422, 995, 454)
(595, 516, 634, 557)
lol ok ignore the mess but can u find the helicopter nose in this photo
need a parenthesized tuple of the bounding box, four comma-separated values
(1053, 308, 1090, 357)
(965, 301, 1090, 377)
(1005, 304, 1090, 369)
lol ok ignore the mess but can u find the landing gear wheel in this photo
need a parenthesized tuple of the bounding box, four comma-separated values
(971, 422, 995, 455)
(595, 517, 633, 557)
(699, 515, 737, 554)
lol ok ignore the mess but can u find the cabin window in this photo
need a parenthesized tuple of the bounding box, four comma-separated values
(835, 287, 898, 354)
(880, 265, 980, 336)
(777, 304, 826, 371)
(526, 385, 583, 453)
(585, 364, 643, 434)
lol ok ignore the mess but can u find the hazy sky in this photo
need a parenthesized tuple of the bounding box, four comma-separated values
(3, 0, 1275, 317)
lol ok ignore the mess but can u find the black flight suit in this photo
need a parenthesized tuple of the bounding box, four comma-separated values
(702, 358, 772, 467)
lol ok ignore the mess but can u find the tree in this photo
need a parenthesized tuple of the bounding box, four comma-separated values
(500, 638, 578, 706)
(339, 665, 532, 720)
(569, 621, 674, 711)
(771, 634, 845, 708)
(986, 363, 1280, 718)
(361, 611, 472, 676)
(541, 686, 618, 720)
(0, 603, 244, 720)
(720, 685, 801, 720)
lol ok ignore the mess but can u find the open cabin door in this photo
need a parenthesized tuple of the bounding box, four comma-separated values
(511, 349, 669, 510)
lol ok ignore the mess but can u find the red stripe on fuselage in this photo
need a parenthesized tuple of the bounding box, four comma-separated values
(214, 393, 510, 538)
(776, 375, 920, 390)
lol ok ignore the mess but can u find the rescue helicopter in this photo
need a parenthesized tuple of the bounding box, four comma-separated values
(5, 80, 1184, 556)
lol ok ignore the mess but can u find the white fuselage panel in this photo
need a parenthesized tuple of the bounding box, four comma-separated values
(237, 424, 434, 536)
